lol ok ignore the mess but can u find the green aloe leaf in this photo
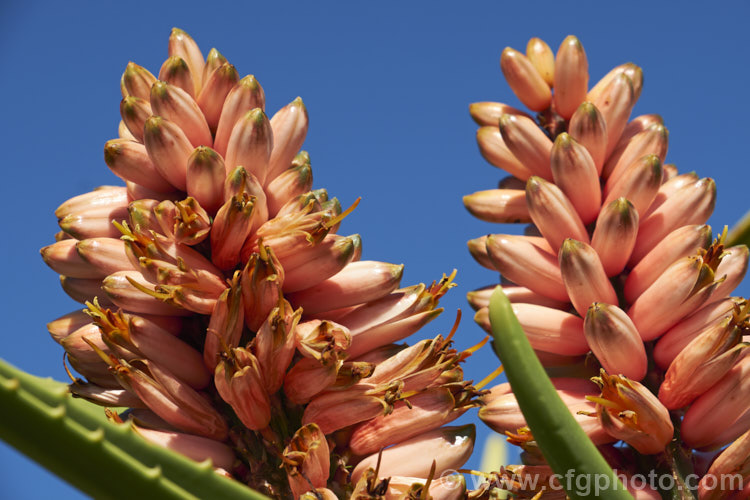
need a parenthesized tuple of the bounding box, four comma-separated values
(0, 358, 270, 500)
(488, 287, 633, 500)
(727, 209, 750, 248)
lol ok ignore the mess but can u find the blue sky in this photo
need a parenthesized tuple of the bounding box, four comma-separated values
(2, 1, 750, 498)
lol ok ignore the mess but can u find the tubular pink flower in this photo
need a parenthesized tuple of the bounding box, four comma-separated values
(654, 297, 741, 370)
(658, 309, 746, 409)
(624, 224, 713, 303)
(697, 429, 750, 500)
(590, 371, 673, 455)
(553, 36, 588, 119)
(479, 379, 613, 445)
(559, 238, 618, 317)
(682, 356, 750, 449)
(283, 424, 330, 499)
(348, 384, 479, 456)
(351, 424, 475, 484)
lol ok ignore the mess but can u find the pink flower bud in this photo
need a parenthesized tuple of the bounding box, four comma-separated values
(213, 75, 266, 156)
(104, 138, 174, 193)
(265, 152, 314, 217)
(526, 38, 554, 85)
(47, 310, 92, 344)
(499, 115, 553, 180)
(224, 108, 273, 184)
(167, 28, 204, 95)
(60, 276, 113, 306)
(158, 56, 195, 99)
(654, 297, 739, 370)
(196, 62, 239, 132)
(713, 245, 749, 300)
(698, 429, 750, 500)
(335, 274, 453, 358)
(150, 80, 212, 147)
(559, 239, 618, 317)
(121, 62, 156, 100)
(348, 384, 479, 456)
(76, 237, 139, 277)
(584, 303, 647, 380)
(568, 101, 607, 173)
(628, 254, 720, 341)
(287, 260, 403, 315)
(590, 198, 640, 277)
(659, 310, 746, 409)
(526, 176, 589, 253)
(267, 97, 308, 184)
(682, 356, 750, 449)
(210, 192, 258, 270)
(186, 147, 226, 214)
(550, 133, 601, 223)
(485, 234, 568, 302)
(604, 123, 669, 191)
(135, 426, 235, 471)
(624, 224, 712, 304)
(480, 379, 613, 444)
(284, 357, 341, 405)
(463, 188, 530, 224)
(601, 154, 662, 218)
(630, 177, 716, 265)
(470, 101, 533, 126)
(280, 234, 361, 292)
(591, 72, 635, 161)
(42, 239, 104, 279)
(302, 382, 396, 434)
(351, 424, 474, 484)
(510, 303, 589, 356)
(143, 116, 193, 191)
(475, 126, 533, 180)
(467, 284, 568, 311)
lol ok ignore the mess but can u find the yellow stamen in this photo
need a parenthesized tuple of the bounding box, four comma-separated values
(475, 364, 504, 390)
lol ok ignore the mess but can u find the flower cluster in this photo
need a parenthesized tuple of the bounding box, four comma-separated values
(42, 29, 481, 499)
(464, 36, 750, 498)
